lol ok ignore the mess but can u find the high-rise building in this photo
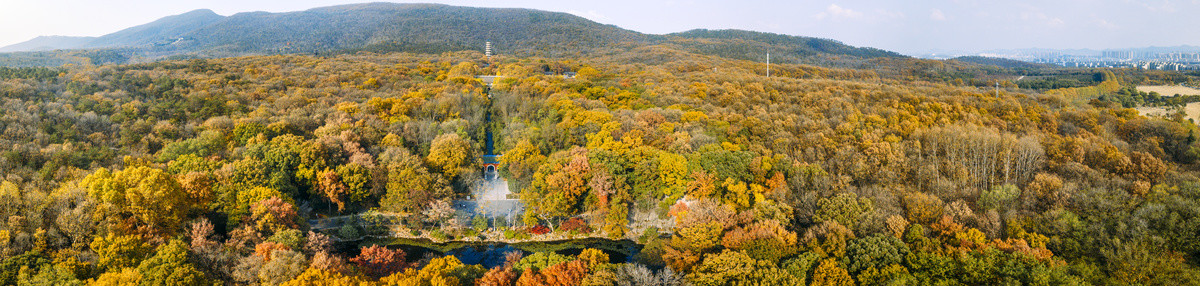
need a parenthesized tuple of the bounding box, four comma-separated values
(1102, 50, 1134, 60)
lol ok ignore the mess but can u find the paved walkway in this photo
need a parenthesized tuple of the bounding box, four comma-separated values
(453, 199, 523, 219)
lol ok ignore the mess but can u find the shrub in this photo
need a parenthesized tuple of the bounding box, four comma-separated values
(560, 217, 593, 234)
(504, 229, 531, 240)
(514, 252, 572, 272)
(267, 229, 305, 249)
(430, 229, 451, 241)
(473, 215, 489, 232)
(338, 225, 359, 239)
(530, 225, 551, 235)
(639, 227, 661, 244)
(495, 215, 509, 228)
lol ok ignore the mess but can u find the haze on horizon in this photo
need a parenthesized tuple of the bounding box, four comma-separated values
(1, 0, 1197, 55)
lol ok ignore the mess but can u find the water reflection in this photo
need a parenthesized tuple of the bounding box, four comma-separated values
(385, 238, 642, 269)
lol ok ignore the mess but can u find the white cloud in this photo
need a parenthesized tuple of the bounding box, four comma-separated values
(815, 4, 862, 20)
(1140, 0, 1177, 12)
(876, 9, 905, 20)
(930, 9, 946, 21)
(1020, 11, 1065, 28)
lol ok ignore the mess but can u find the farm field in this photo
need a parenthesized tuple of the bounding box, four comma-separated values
(1137, 84, 1200, 96)
(1136, 102, 1200, 122)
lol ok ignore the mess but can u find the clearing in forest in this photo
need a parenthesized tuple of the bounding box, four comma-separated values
(1136, 102, 1200, 123)
(1137, 85, 1200, 96)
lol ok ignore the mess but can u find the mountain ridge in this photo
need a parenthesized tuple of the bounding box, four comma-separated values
(0, 2, 905, 66)
(85, 8, 225, 49)
(0, 36, 95, 53)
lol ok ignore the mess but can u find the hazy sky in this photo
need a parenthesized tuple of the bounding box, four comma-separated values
(2, 0, 1198, 54)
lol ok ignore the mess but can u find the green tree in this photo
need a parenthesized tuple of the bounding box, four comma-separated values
(0, 250, 49, 285)
(514, 252, 573, 272)
(381, 146, 448, 213)
(979, 184, 1019, 211)
(815, 192, 874, 228)
(473, 215, 489, 232)
(18, 262, 84, 286)
(843, 234, 910, 274)
(238, 134, 326, 197)
(856, 264, 913, 286)
(337, 163, 373, 204)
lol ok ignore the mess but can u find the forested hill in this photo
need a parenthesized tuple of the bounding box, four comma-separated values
(0, 36, 94, 53)
(84, 9, 226, 49)
(3, 43, 1200, 285)
(950, 56, 1052, 70)
(0, 3, 905, 66)
(666, 29, 904, 62)
(181, 3, 648, 56)
(0, 9, 224, 53)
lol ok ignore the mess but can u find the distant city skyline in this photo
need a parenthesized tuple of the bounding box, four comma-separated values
(2, 0, 1198, 55)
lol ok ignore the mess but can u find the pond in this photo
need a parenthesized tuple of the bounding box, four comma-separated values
(355, 237, 644, 269)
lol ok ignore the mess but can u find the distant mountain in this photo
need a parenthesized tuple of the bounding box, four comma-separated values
(85, 9, 225, 49)
(950, 56, 1051, 69)
(0, 9, 223, 53)
(0, 3, 907, 66)
(914, 45, 1200, 60)
(0, 36, 94, 52)
(1100, 45, 1200, 57)
(178, 3, 648, 55)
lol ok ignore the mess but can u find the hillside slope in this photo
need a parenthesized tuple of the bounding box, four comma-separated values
(85, 9, 226, 49)
(950, 56, 1049, 69)
(178, 3, 647, 55)
(0, 36, 94, 52)
(0, 3, 906, 65)
(667, 29, 903, 61)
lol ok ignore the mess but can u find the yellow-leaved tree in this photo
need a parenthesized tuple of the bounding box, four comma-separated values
(83, 166, 191, 237)
(379, 256, 484, 286)
(426, 133, 473, 179)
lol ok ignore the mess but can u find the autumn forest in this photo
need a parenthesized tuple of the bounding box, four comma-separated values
(3, 8, 1200, 285)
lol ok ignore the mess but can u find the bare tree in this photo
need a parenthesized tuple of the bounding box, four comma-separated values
(423, 199, 456, 229)
(616, 263, 688, 286)
(918, 125, 1043, 200)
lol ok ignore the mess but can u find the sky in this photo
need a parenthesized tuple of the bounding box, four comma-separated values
(1, 0, 1198, 55)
